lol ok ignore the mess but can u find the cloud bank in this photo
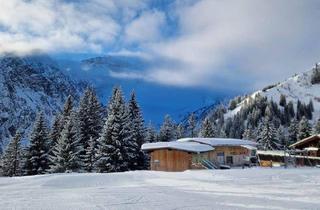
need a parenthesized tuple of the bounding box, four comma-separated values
(1, 0, 320, 91)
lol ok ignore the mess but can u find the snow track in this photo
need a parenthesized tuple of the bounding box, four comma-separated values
(0, 168, 320, 210)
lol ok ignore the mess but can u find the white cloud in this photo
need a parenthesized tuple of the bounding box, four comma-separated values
(124, 10, 166, 43)
(0, 0, 148, 54)
(117, 0, 320, 91)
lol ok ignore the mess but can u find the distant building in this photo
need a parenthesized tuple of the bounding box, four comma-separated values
(141, 138, 257, 172)
(289, 135, 320, 157)
(257, 135, 320, 167)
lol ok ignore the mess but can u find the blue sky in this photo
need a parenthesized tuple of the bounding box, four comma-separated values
(1, 0, 320, 123)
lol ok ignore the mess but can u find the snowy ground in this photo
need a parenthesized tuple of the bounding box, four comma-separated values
(1, 168, 320, 210)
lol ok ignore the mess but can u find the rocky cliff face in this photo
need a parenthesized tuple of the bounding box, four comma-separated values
(0, 55, 82, 150)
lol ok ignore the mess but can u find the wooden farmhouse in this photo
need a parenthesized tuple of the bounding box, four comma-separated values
(289, 135, 320, 157)
(258, 135, 320, 167)
(141, 138, 257, 172)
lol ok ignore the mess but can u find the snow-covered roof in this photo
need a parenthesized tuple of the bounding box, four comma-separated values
(289, 135, 320, 148)
(177, 138, 257, 147)
(141, 142, 214, 153)
(241, 145, 257, 150)
(304, 147, 319, 151)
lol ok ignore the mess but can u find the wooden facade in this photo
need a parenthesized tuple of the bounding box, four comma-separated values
(150, 149, 192, 171)
(290, 135, 320, 157)
(148, 146, 255, 171)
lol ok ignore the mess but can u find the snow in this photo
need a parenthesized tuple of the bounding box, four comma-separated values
(178, 138, 257, 147)
(1, 169, 320, 209)
(142, 141, 214, 153)
(224, 69, 320, 122)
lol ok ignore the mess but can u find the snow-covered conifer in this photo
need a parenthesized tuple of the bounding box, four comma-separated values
(188, 113, 196, 137)
(50, 111, 80, 173)
(288, 119, 299, 145)
(126, 91, 147, 170)
(313, 118, 320, 135)
(95, 87, 128, 173)
(257, 118, 278, 150)
(298, 116, 312, 140)
(176, 123, 185, 139)
(200, 117, 216, 138)
(145, 122, 158, 143)
(77, 87, 103, 171)
(25, 112, 50, 175)
(1, 132, 23, 176)
(159, 115, 175, 142)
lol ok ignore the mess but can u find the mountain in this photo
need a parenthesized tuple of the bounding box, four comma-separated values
(225, 68, 320, 121)
(58, 55, 228, 125)
(189, 65, 320, 145)
(0, 54, 82, 150)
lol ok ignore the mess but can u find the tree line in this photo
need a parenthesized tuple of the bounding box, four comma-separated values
(0, 86, 148, 177)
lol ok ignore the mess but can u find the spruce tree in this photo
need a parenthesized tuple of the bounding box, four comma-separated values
(1, 132, 22, 176)
(50, 112, 80, 173)
(77, 87, 103, 171)
(188, 113, 196, 137)
(200, 117, 215, 138)
(176, 123, 185, 139)
(311, 63, 320, 84)
(279, 94, 287, 107)
(219, 128, 227, 138)
(243, 126, 255, 141)
(276, 126, 286, 149)
(313, 118, 320, 135)
(126, 91, 147, 170)
(257, 118, 278, 150)
(288, 119, 299, 145)
(25, 112, 50, 175)
(49, 114, 62, 154)
(298, 116, 312, 140)
(145, 122, 158, 143)
(95, 87, 128, 173)
(159, 115, 175, 142)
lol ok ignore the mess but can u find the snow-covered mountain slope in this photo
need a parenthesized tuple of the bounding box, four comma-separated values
(225, 69, 320, 121)
(0, 55, 82, 148)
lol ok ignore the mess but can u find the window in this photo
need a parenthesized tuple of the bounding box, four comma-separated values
(226, 156, 233, 165)
(251, 150, 257, 157)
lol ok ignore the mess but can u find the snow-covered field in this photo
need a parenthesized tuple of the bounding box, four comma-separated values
(1, 168, 320, 210)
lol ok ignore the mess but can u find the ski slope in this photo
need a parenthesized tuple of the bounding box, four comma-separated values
(0, 168, 319, 210)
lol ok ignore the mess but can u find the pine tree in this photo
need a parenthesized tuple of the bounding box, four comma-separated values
(49, 114, 62, 154)
(84, 137, 96, 172)
(279, 94, 287, 107)
(200, 117, 216, 138)
(176, 123, 185, 139)
(242, 126, 255, 141)
(257, 118, 278, 150)
(276, 126, 286, 149)
(288, 119, 299, 145)
(50, 112, 80, 173)
(219, 128, 227, 138)
(311, 63, 320, 84)
(25, 112, 50, 175)
(94, 87, 128, 173)
(313, 118, 320, 135)
(1, 132, 22, 176)
(298, 116, 312, 140)
(126, 91, 147, 170)
(77, 87, 103, 172)
(145, 122, 158, 143)
(159, 115, 175, 142)
(188, 113, 196, 137)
